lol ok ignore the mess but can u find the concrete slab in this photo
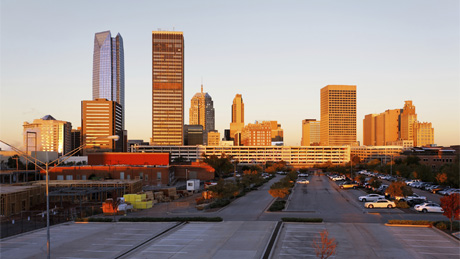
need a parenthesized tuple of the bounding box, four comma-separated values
(122, 221, 276, 259)
(271, 222, 460, 259)
(0, 222, 177, 259)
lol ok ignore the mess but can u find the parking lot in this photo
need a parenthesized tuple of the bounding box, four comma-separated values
(270, 222, 460, 258)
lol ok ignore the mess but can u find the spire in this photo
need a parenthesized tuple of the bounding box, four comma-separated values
(201, 84, 203, 94)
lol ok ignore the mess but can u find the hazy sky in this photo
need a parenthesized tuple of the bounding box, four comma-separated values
(1, 0, 459, 149)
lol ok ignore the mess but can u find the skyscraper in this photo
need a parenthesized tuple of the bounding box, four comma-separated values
(92, 31, 124, 128)
(81, 99, 123, 155)
(151, 31, 184, 145)
(189, 85, 215, 144)
(23, 115, 72, 155)
(320, 85, 357, 146)
(230, 94, 244, 140)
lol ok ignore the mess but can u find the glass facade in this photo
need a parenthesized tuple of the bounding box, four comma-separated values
(92, 31, 125, 129)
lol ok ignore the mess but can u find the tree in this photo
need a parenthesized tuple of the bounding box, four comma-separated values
(436, 172, 448, 185)
(207, 179, 239, 200)
(440, 193, 460, 232)
(385, 181, 413, 198)
(202, 153, 234, 179)
(368, 177, 382, 190)
(312, 230, 337, 259)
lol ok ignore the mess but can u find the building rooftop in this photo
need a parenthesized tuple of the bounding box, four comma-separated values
(41, 115, 56, 120)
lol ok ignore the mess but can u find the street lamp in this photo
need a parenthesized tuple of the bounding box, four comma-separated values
(0, 134, 118, 259)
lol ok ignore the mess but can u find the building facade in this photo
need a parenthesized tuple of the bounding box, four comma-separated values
(400, 101, 417, 141)
(151, 31, 184, 146)
(23, 115, 72, 155)
(229, 94, 244, 140)
(92, 31, 125, 129)
(301, 119, 320, 146)
(189, 85, 215, 144)
(207, 130, 220, 146)
(270, 121, 284, 145)
(70, 128, 81, 156)
(413, 122, 434, 147)
(320, 85, 357, 146)
(241, 121, 272, 146)
(351, 146, 404, 163)
(133, 145, 351, 167)
(81, 99, 123, 155)
(363, 109, 401, 146)
(184, 125, 204, 146)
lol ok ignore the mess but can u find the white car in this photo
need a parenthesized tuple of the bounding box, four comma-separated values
(297, 179, 309, 184)
(358, 194, 385, 202)
(415, 202, 444, 213)
(331, 175, 346, 181)
(364, 199, 396, 209)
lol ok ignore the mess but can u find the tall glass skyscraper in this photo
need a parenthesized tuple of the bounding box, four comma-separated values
(92, 31, 125, 129)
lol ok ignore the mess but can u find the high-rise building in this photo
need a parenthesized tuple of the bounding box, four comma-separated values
(413, 122, 434, 147)
(183, 125, 203, 146)
(301, 119, 320, 146)
(363, 109, 400, 146)
(23, 115, 72, 155)
(363, 101, 432, 148)
(400, 101, 417, 141)
(81, 98, 123, 155)
(320, 85, 357, 146)
(92, 31, 124, 128)
(207, 130, 220, 146)
(189, 85, 215, 144)
(241, 121, 272, 146)
(71, 128, 82, 156)
(151, 31, 184, 146)
(230, 94, 244, 140)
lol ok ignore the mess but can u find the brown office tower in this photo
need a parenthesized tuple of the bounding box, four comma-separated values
(230, 94, 244, 142)
(81, 98, 123, 155)
(151, 31, 184, 145)
(320, 85, 357, 146)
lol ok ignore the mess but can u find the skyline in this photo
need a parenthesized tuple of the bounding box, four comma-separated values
(1, 1, 459, 149)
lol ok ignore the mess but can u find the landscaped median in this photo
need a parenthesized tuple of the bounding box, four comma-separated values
(281, 217, 323, 223)
(386, 220, 460, 231)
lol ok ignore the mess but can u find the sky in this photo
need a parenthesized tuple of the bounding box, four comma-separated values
(1, 0, 459, 150)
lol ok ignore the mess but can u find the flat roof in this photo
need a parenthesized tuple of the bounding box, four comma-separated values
(0, 184, 42, 195)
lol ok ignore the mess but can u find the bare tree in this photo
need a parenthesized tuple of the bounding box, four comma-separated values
(313, 230, 337, 259)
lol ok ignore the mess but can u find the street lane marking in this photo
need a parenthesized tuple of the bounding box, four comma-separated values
(0, 241, 38, 244)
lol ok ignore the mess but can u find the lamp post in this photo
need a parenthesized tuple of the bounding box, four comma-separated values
(0, 134, 118, 259)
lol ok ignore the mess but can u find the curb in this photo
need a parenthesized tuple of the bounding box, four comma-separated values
(384, 223, 431, 228)
(261, 221, 283, 259)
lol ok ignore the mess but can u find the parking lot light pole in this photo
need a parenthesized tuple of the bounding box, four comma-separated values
(0, 135, 118, 259)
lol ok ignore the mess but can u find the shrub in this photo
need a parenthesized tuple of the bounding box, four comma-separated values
(435, 221, 448, 230)
(269, 200, 286, 211)
(387, 220, 432, 225)
(434, 221, 460, 231)
(282, 217, 323, 222)
(119, 217, 223, 222)
(395, 200, 409, 209)
(209, 199, 231, 209)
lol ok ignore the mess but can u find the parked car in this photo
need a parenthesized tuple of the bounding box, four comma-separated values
(298, 173, 309, 177)
(447, 189, 460, 196)
(439, 188, 456, 195)
(364, 199, 396, 209)
(407, 198, 427, 207)
(296, 179, 309, 184)
(331, 175, 346, 181)
(358, 194, 385, 202)
(415, 202, 444, 213)
(339, 182, 359, 189)
(431, 186, 449, 194)
(396, 193, 426, 202)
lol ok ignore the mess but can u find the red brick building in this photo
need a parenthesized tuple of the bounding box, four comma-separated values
(88, 153, 169, 166)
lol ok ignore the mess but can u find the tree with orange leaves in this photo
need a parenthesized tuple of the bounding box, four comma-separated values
(312, 230, 337, 259)
(440, 193, 460, 232)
